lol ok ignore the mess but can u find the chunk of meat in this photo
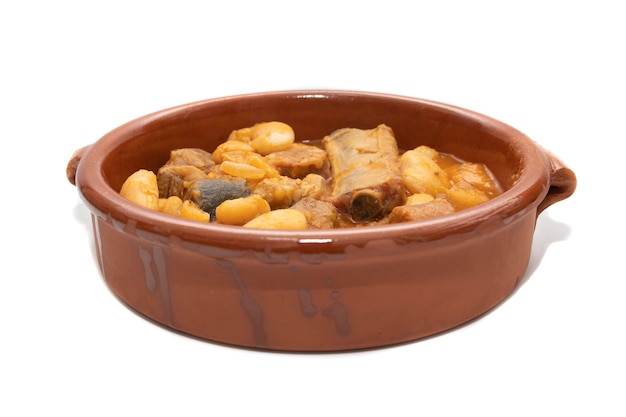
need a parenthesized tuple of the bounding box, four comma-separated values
(299, 173, 329, 200)
(323, 124, 406, 222)
(253, 173, 329, 210)
(446, 163, 500, 193)
(157, 148, 217, 199)
(401, 146, 451, 196)
(388, 199, 455, 223)
(291, 197, 339, 229)
(163, 148, 216, 173)
(253, 176, 302, 210)
(157, 165, 207, 199)
(444, 163, 502, 210)
(265, 143, 327, 178)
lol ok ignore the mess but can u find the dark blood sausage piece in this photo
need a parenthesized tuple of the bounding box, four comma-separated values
(184, 178, 251, 220)
(323, 124, 406, 222)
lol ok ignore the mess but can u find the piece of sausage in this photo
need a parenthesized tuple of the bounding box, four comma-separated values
(184, 178, 251, 220)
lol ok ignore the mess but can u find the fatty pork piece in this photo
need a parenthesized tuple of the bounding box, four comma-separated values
(253, 173, 328, 210)
(164, 148, 216, 172)
(389, 199, 455, 224)
(184, 178, 251, 220)
(157, 148, 216, 199)
(265, 143, 328, 178)
(445, 163, 503, 210)
(157, 165, 207, 199)
(291, 197, 339, 229)
(323, 124, 406, 222)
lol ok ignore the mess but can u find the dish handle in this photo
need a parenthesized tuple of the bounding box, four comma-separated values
(66, 144, 92, 186)
(537, 149, 577, 215)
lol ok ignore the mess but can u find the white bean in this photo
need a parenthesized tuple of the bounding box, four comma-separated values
(243, 208, 307, 230)
(120, 169, 160, 210)
(249, 122, 295, 155)
(215, 195, 270, 225)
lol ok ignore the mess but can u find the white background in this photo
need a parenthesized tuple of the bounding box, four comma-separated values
(2, 1, 623, 416)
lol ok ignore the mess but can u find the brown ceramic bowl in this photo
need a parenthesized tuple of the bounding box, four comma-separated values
(67, 90, 576, 352)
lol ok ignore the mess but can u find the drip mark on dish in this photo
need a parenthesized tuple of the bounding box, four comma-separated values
(217, 260, 267, 347)
(136, 244, 173, 326)
(297, 288, 318, 317)
(323, 301, 351, 338)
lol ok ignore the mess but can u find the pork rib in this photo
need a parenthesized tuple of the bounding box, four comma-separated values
(323, 124, 406, 222)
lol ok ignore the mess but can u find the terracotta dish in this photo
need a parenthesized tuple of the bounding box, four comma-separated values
(67, 90, 576, 352)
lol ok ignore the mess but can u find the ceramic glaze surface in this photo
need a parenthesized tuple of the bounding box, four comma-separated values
(68, 91, 576, 351)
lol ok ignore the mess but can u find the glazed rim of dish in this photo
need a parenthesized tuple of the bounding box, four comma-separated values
(76, 90, 551, 250)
